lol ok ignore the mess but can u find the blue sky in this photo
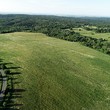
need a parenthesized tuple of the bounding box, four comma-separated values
(0, 0, 110, 17)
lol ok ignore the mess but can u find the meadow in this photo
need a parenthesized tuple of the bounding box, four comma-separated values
(0, 32, 110, 110)
(73, 27, 110, 41)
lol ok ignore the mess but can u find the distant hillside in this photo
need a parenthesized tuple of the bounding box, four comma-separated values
(0, 14, 110, 34)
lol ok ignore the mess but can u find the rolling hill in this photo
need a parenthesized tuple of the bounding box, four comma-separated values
(0, 32, 110, 110)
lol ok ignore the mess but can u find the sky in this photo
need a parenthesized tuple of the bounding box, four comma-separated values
(0, 0, 110, 17)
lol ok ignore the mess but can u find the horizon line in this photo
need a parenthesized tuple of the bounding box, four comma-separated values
(0, 12, 110, 18)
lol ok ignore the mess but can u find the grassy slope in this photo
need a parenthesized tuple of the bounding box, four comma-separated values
(73, 28, 110, 41)
(0, 32, 110, 110)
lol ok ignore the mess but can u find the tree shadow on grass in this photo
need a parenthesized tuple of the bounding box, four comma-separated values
(0, 59, 25, 110)
(7, 72, 21, 75)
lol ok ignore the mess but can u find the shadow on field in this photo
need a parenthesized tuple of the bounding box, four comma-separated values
(0, 59, 25, 110)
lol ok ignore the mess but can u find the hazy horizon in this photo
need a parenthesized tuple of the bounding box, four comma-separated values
(0, 0, 110, 17)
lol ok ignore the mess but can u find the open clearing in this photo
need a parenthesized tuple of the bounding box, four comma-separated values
(0, 32, 110, 110)
(73, 28, 110, 41)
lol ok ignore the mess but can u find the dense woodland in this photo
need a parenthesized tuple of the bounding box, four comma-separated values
(0, 14, 110, 54)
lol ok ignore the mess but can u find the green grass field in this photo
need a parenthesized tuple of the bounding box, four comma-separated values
(73, 28, 110, 41)
(0, 32, 110, 110)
